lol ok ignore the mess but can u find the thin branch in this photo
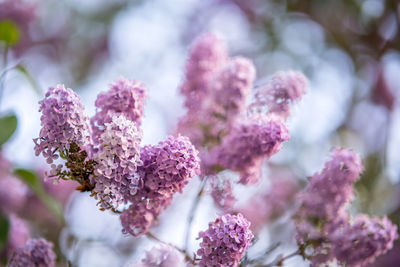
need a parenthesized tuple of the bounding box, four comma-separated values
(184, 178, 207, 251)
(258, 249, 300, 267)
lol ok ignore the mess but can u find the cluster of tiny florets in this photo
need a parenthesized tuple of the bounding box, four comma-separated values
(7, 238, 56, 267)
(34, 84, 90, 164)
(331, 215, 398, 267)
(293, 148, 398, 266)
(92, 114, 143, 210)
(197, 213, 253, 267)
(91, 78, 147, 143)
(120, 135, 200, 236)
(206, 116, 290, 184)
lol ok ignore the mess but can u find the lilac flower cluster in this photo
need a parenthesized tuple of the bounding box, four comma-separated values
(205, 116, 290, 184)
(136, 245, 185, 267)
(331, 215, 398, 267)
(93, 114, 142, 210)
(7, 238, 56, 267)
(121, 135, 200, 236)
(197, 213, 253, 267)
(34, 84, 91, 165)
(91, 78, 146, 143)
(178, 33, 307, 190)
(34, 79, 200, 236)
(293, 148, 398, 266)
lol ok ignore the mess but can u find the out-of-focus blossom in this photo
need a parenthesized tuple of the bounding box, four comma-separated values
(372, 66, 395, 111)
(34, 85, 91, 165)
(197, 213, 253, 267)
(293, 148, 398, 266)
(135, 245, 186, 267)
(331, 215, 398, 267)
(294, 148, 363, 244)
(91, 78, 147, 143)
(7, 215, 30, 253)
(0, 175, 29, 215)
(0, 0, 36, 54)
(7, 238, 56, 267)
(205, 116, 289, 184)
(209, 175, 236, 211)
(249, 71, 308, 120)
(121, 135, 200, 236)
(92, 114, 142, 210)
(180, 32, 228, 111)
(239, 177, 300, 232)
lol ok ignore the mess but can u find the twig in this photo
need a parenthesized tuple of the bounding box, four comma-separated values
(259, 249, 300, 267)
(184, 178, 207, 251)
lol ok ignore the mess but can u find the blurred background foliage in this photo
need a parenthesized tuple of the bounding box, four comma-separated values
(0, 0, 399, 266)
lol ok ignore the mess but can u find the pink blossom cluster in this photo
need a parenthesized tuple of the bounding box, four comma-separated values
(7, 238, 56, 267)
(293, 148, 398, 266)
(34, 78, 200, 236)
(196, 213, 254, 267)
(121, 135, 200, 236)
(177, 33, 307, 188)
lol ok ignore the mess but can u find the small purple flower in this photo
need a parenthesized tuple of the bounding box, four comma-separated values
(197, 213, 253, 267)
(249, 71, 308, 119)
(331, 215, 398, 267)
(91, 77, 147, 143)
(34, 84, 91, 165)
(7, 238, 56, 267)
(92, 114, 142, 210)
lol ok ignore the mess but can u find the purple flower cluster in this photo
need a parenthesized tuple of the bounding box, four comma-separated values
(180, 32, 228, 110)
(206, 116, 290, 184)
(0, 174, 29, 214)
(7, 238, 56, 267)
(91, 78, 147, 143)
(177, 33, 306, 191)
(178, 33, 256, 150)
(136, 245, 185, 267)
(34, 84, 90, 164)
(92, 114, 143, 210)
(121, 135, 200, 236)
(331, 215, 398, 267)
(197, 213, 253, 267)
(249, 71, 308, 119)
(34, 78, 200, 236)
(293, 148, 398, 266)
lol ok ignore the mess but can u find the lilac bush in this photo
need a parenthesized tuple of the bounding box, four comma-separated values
(0, 8, 397, 263)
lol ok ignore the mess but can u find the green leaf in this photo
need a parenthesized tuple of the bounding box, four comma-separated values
(16, 65, 41, 95)
(14, 169, 65, 224)
(0, 114, 17, 146)
(0, 20, 20, 46)
(0, 213, 10, 251)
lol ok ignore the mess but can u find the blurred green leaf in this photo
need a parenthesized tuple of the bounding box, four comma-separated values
(0, 114, 17, 146)
(0, 213, 9, 251)
(0, 20, 20, 46)
(14, 169, 64, 224)
(16, 65, 41, 95)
